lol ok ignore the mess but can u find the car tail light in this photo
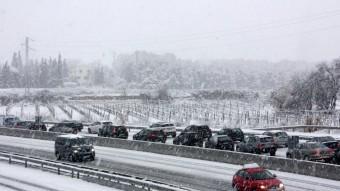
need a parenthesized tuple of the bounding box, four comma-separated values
(257, 144, 264, 149)
(311, 149, 321, 156)
(328, 149, 335, 155)
(149, 133, 156, 139)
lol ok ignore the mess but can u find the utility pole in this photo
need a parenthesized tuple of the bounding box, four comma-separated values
(23, 36, 34, 96)
(25, 37, 30, 66)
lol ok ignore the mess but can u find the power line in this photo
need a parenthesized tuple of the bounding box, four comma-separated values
(33, 9, 340, 48)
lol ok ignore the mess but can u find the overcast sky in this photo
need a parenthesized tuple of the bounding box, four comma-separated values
(1, 0, 340, 64)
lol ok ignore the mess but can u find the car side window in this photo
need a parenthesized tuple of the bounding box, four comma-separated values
(244, 136, 249, 143)
(58, 139, 65, 145)
(236, 170, 244, 177)
(243, 172, 250, 179)
(141, 129, 147, 135)
(248, 137, 256, 143)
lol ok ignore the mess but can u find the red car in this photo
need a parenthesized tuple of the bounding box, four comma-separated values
(232, 164, 285, 191)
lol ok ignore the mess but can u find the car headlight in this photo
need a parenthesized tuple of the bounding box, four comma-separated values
(91, 148, 95, 152)
(73, 150, 78, 153)
(260, 185, 266, 189)
(279, 183, 284, 188)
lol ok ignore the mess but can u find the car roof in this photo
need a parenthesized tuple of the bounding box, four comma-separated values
(254, 135, 271, 138)
(303, 141, 321, 145)
(62, 120, 81, 123)
(187, 125, 209, 128)
(105, 125, 124, 127)
(241, 163, 265, 173)
(213, 135, 230, 138)
(245, 167, 266, 173)
(151, 122, 173, 125)
(183, 131, 199, 134)
(146, 128, 162, 131)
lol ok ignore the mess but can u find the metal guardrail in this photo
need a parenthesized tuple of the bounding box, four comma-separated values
(254, 125, 340, 131)
(0, 151, 194, 191)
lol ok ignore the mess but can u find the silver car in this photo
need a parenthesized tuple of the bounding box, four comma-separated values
(87, 121, 112, 134)
(263, 131, 289, 147)
(150, 122, 176, 137)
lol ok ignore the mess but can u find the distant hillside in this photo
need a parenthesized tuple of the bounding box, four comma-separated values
(106, 51, 317, 90)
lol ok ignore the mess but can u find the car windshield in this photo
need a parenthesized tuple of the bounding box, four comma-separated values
(323, 142, 338, 149)
(249, 170, 275, 180)
(218, 136, 231, 142)
(260, 137, 273, 142)
(70, 138, 90, 146)
(317, 136, 335, 142)
(5, 118, 17, 123)
(233, 129, 242, 134)
(276, 132, 288, 137)
(310, 143, 327, 149)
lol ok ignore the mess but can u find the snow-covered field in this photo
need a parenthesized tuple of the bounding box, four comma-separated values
(0, 161, 119, 191)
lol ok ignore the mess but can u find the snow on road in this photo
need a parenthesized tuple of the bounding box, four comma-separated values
(0, 135, 339, 191)
(0, 161, 119, 191)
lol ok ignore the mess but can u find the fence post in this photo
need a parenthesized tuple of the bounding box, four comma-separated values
(25, 160, 27, 168)
(9, 155, 12, 164)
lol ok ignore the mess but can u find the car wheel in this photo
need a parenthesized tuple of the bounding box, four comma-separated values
(69, 154, 76, 162)
(324, 158, 332, 163)
(286, 153, 292, 158)
(232, 184, 239, 191)
(88, 128, 92, 134)
(56, 152, 61, 160)
(90, 154, 95, 161)
(236, 146, 241, 152)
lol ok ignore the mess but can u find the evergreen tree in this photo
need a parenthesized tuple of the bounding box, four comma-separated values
(1, 63, 12, 88)
(62, 59, 68, 81)
(39, 60, 49, 88)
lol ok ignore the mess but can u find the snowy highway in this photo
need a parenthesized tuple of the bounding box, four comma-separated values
(0, 135, 339, 191)
(0, 161, 118, 191)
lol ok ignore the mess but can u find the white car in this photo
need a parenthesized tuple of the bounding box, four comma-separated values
(149, 122, 176, 137)
(87, 121, 112, 134)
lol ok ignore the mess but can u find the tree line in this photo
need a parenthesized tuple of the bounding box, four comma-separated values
(108, 51, 305, 90)
(271, 58, 340, 111)
(0, 52, 68, 88)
